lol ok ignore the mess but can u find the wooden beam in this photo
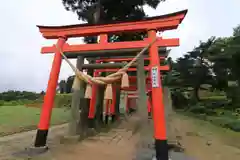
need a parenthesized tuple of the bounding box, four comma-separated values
(64, 48, 168, 58)
(95, 57, 166, 63)
(37, 10, 187, 39)
(41, 38, 179, 55)
(94, 65, 170, 72)
(82, 63, 139, 69)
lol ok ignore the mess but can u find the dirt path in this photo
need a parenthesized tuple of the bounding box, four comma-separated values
(1, 114, 239, 160)
(1, 87, 239, 160)
(0, 116, 141, 160)
(0, 124, 68, 160)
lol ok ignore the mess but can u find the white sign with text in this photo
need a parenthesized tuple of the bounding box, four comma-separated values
(151, 66, 159, 88)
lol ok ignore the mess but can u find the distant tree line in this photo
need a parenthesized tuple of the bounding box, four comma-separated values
(0, 90, 44, 101)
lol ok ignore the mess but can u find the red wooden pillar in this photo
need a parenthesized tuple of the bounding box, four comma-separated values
(88, 71, 98, 128)
(147, 93, 152, 118)
(110, 85, 116, 122)
(148, 30, 168, 160)
(34, 37, 66, 147)
(99, 34, 109, 125)
(105, 99, 110, 124)
(146, 81, 152, 118)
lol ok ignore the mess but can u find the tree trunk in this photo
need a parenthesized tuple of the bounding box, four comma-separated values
(192, 85, 200, 103)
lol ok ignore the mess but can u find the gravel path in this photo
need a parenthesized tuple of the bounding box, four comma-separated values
(0, 124, 68, 160)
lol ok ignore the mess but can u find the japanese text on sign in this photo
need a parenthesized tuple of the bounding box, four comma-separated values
(151, 66, 159, 88)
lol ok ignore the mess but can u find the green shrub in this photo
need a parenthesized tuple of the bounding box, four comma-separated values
(226, 121, 240, 132)
(171, 89, 189, 109)
(26, 94, 72, 108)
(0, 90, 41, 101)
(3, 101, 18, 106)
(206, 116, 240, 132)
(188, 105, 216, 115)
(188, 105, 206, 114)
(1, 94, 72, 108)
(54, 94, 72, 108)
(1, 99, 34, 106)
(206, 116, 233, 127)
(0, 100, 4, 106)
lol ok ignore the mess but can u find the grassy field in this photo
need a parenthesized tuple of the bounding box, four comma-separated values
(178, 112, 240, 149)
(0, 105, 70, 136)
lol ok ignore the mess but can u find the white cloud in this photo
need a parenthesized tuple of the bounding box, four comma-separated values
(0, 0, 80, 92)
(0, 0, 240, 92)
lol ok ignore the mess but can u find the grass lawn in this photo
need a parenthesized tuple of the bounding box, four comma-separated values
(177, 113, 240, 149)
(0, 105, 70, 136)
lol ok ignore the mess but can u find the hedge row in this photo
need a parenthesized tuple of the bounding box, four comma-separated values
(186, 106, 240, 132)
(53, 94, 72, 108)
(0, 94, 72, 108)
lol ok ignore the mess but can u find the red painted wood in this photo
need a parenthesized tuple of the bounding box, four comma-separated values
(96, 57, 165, 63)
(99, 34, 108, 43)
(88, 71, 98, 119)
(41, 38, 179, 54)
(38, 37, 66, 130)
(37, 10, 187, 39)
(94, 65, 169, 72)
(148, 30, 167, 140)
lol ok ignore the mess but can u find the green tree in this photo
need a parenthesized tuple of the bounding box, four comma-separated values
(59, 80, 67, 94)
(233, 24, 240, 37)
(62, 0, 166, 43)
(66, 76, 75, 93)
(169, 24, 240, 109)
(168, 38, 216, 103)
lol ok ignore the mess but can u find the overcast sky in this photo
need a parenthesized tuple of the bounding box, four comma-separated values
(0, 0, 239, 92)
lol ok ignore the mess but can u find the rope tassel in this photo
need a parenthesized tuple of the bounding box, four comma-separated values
(121, 73, 129, 88)
(84, 84, 92, 99)
(104, 84, 113, 100)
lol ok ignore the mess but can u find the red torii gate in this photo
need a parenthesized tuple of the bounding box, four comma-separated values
(91, 55, 168, 120)
(35, 10, 187, 160)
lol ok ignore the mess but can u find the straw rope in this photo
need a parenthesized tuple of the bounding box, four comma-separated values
(55, 38, 157, 85)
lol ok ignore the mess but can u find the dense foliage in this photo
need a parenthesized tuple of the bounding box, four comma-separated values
(166, 25, 240, 132)
(167, 24, 240, 108)
(0, 90, 42, 101)
(62, 0, 165, 44)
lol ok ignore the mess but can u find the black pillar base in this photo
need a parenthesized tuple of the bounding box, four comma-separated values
(111, 114, 116, 123)
(148, 112, 152, 119)
(34, 129, 48, 147)
(105, 115, 109, 125)
(100, 113, 104, 124)
(155, 139, 169, 160)
(88, 118, 95, 128)
(148, 112, 151, 116)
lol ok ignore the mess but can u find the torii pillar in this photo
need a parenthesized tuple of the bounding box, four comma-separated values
(148, 30, 168, 160)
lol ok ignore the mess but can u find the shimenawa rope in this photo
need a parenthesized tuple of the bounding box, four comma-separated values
(55, 38, 157, 85)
